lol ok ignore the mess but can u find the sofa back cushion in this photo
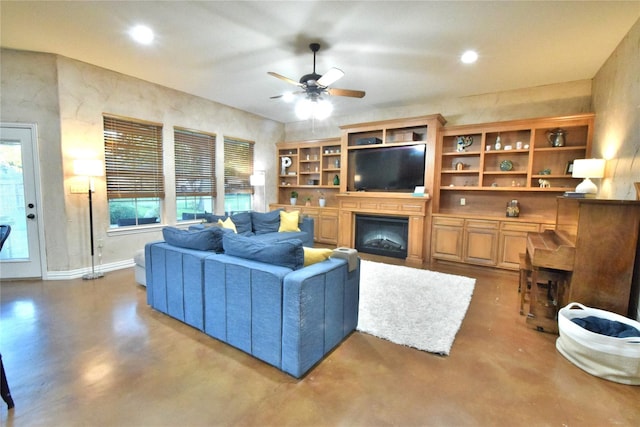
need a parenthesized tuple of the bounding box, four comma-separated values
(163, 226, 231, 252)
(230, 212, 253, 236)
(251, 209, 282, 234)
(222, 233, 304, 270)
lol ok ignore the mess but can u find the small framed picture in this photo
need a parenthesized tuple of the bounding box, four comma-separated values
(565, 160, 574, 175)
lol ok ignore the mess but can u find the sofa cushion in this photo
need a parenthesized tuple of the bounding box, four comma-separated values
(222, 233, 304, 270)
(231, 212, 253, 236)
(162, 226, 230, 252)
(303, 247, 333, 267)
(251, 209, 282, 235)
(279, 210, 300, 232)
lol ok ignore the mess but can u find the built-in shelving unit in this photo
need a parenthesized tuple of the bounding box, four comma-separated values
(434, 113, 594, 217)
(431, 113, 595, 270)
(276, 138, 342, 206)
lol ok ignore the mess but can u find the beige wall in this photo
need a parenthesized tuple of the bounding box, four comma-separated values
(592, 18, 640, 200)
(1, 49, 284, 274)
(284, 79, 593, 142)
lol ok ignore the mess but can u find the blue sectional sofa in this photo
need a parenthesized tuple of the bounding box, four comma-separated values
(144, 212, 360, 378)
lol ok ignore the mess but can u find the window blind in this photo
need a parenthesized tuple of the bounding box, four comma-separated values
(174, 128, 216, 197)
(224, 136, 254, 194)
(103, 116, 164, 199)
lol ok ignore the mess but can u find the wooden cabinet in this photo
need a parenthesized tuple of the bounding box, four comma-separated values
(497, 221, 540, 269)
(277, 138, 342, 207)
(431, 114, 594, 271)
(434, 114, 594, 220)
(269, 204, 339, 245)
(340, 115, 446, 197)
(432, 215, 550, 270)
(317, 209, 339, 244)
(464, 219, 498, 266)
(432, 216, 464, 262)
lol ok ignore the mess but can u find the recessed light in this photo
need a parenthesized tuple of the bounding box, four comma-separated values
(461, 50, 478, 64)
(129, 25, 154, 45)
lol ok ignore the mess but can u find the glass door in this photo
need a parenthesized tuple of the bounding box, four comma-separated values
(0, 124, 43, 278)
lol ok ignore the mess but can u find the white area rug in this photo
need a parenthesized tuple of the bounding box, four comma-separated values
(357, 260, 476, 356)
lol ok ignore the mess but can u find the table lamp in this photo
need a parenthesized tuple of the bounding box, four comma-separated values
(572, 158, 605, 194)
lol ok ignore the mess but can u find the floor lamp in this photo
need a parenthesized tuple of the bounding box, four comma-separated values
(73, 159, 105, 280)
(250, 171, 266, 212)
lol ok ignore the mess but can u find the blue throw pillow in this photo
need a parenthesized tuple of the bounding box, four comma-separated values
(251, 209, 282, 235)
(162, 226, 231, 252)
(222, 233, 304, 270)
(230, 212, 253, 236)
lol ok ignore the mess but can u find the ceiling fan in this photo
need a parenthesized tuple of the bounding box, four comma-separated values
(268, 43, 366, 101)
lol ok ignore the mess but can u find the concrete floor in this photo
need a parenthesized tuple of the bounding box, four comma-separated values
(1, 257, 639, 426)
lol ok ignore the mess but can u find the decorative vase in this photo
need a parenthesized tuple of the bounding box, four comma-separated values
(290, 198, 297, 206)
(319, 198, 326, 207)
(333, 174, 340, 185)
(494, 135, 502, 150)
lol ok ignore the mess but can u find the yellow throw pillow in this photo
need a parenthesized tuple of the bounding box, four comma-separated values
(303, 247, 333, 267)
(217, 217, 237, 233)
(278, 210, 300, 232)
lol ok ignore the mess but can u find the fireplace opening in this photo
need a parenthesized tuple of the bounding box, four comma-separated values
(355, 214, 409, 259)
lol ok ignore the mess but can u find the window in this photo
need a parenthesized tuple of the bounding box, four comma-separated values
(174, 128, 216, 221)
(103, 115, 163, 227)
(223, 136, 254, 213)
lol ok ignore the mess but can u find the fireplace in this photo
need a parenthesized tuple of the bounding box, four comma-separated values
(355, 214, 409, 259)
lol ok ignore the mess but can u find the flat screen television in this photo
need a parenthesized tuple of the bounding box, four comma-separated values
(347, 144, 426, 192)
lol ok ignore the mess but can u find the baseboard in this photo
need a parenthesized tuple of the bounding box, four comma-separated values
(44, 259, 135, 281)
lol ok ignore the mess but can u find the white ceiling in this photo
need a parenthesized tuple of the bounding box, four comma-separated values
(1, 1, 639, 124)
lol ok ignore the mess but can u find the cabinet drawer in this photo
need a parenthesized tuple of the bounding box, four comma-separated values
(500, 222, 539, 232)
(433, 216, 465, 227)
(465, 219, 498, 230)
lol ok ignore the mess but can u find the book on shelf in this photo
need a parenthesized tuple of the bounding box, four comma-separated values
(563, 191, 596, 198)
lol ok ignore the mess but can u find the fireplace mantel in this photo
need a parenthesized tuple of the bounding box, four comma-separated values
(336, 193, 431, 266)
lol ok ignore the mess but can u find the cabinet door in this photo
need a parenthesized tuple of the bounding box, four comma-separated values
(498, 222, 539, 270)
(317, 210, 338, 244)
(301, 208, 320, 242)
(464, 220, 498, 266)
(431, 217, 464, 261)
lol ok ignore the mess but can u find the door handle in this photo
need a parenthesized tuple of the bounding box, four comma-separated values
(27, 213, 36, 219)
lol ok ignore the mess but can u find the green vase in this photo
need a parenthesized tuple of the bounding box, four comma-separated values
(333, 174, 340, 185)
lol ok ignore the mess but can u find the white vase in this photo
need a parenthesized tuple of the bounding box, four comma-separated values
(319, 199, 326, 207)
(290, 198, 297, 206)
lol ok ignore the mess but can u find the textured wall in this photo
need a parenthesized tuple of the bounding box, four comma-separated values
(284, 80, 593, 142)
(1, 49, 284, 273)
(592, 18, 640, 200)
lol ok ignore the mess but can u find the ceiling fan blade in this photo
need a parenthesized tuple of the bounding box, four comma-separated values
(317, 67, 344, 87)
(327, 87, 366, 98)
(268, 71, 303, 87)
(270, 90, 305, 100)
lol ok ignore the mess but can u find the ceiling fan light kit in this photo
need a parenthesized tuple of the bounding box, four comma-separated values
(295, 98, 333, 120)
(269, 43, 365, 120)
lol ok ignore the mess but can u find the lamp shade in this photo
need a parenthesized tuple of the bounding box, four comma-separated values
(73, 159, 104, 177)
(249, 172, 265, 186)
(572, 158, 605, 179)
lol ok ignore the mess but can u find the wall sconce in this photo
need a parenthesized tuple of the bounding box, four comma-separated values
(572, 158, 606, 194)
(73, 158, 104, 280)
